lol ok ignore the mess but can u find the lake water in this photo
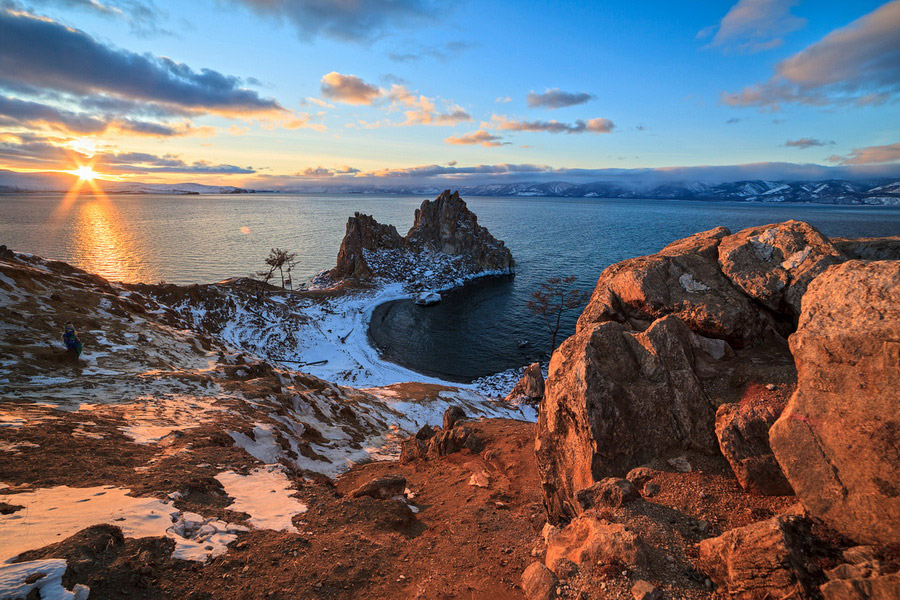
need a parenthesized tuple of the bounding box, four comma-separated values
(2, 192, 899, 381)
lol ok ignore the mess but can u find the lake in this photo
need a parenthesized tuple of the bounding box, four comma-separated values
(2, 192, 898, 381)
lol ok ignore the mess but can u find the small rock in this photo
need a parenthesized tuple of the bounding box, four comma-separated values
(765, 383, 777, 391)
(632, 580, 663, 600)
(443, 406, 466, 430)
(643, 482, 660, 497)
(626, 467, 659, 490)
(521, 562, 557, 600)
(667, 456, 692, 472)
(350, 474, 407, 500)
(468, 470, 490, 488)
(575, 477, 640, 510)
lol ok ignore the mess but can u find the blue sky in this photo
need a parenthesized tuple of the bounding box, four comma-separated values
(0, 0, 898, 185)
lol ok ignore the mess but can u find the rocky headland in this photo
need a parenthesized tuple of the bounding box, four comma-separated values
(0, 213, 897, 600)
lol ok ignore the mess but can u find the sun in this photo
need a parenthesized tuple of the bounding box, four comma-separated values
(73, 166, 96, 181)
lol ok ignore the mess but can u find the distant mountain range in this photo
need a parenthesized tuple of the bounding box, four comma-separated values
(2, 169, 899, 205)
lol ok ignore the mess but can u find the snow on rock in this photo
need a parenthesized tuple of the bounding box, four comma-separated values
(215, 466, 307, 532)
(0, 559, 89, 600)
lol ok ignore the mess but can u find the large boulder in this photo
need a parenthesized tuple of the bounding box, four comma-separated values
(717, 220, 845, 318)
(715, 400, 793, 496)
(536, 315, 717, 522)
(769, 260, 900, 545)
(545, 514, 648, 570)
(699, 515, 819, 600)
(577, 226, 773, 347)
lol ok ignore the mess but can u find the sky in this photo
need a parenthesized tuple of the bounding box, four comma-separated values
(1, 0, 899, 187)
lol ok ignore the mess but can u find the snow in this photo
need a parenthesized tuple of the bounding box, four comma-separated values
(215, 466, 307, 532)
(0, 485, 244, 564)
(227, 424, 281, 464)
(0, 559, 89, 600)
(678, 273, 710, 293)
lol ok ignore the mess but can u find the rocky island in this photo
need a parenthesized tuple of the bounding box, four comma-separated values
(0, 197, 897, 600)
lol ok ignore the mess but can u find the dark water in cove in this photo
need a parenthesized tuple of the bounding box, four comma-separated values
(2, 193, 898, 381)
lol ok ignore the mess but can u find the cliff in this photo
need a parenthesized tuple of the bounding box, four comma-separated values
(323, 189, 514, 290)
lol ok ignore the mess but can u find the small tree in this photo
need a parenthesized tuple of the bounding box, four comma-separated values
(263, 248, 297, 289)
(527, 275, 591, 352)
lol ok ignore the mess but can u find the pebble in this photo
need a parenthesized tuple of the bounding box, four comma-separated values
(766, 383, 777, 390)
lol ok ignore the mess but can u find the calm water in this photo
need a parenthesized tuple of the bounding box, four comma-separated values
(2, 192, 899, 380)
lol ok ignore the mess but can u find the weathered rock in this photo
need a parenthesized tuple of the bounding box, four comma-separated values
(769, 260, 900, 545)
(521, 562, 558, 600)
(832, 236, 900, 261)
(400, 424, 485, 463)
(406, 190, 514, 274)
(350, 474, 407, 500)
(576, 226, 773, 347)
(820, 572, 900, 600)
(549, 558, 579, 579)
(718, 220, 845, 317)
(632, 580, 663, 600)
(699, 515, 818, 600)
(625, 467, 659, 490)
(443, 406, 466, 430)
(545, 514, 648, 570)
(667, 456, 692, 472)
(715, 400, 793, 496)
(536, 315, 716, 522)
(506, 362, 545, 402)
(642, 482, 660, 498)
(329, 213, 407, 280)
(399, 425, 436, 463)
(575, 478, 640, 511)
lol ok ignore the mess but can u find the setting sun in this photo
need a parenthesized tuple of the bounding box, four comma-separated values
(73, 166, 96, 181)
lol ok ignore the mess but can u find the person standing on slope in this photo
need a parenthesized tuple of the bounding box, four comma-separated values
(62, 321, 83, 358)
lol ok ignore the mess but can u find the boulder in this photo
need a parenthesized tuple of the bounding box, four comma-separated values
(350, 475, 407, 500)
(821, 573, 899, 600)
(576, 226, 773, 347)
(506, 362, 545, 402)
(717, 220, 845, 317)
(769, 260, 900, 545)
(545, 514, 648, 570)
(521, 561, 558, 600)
(400, 425, 484, 463)
(575, 478, 640, 511)
(699, 515, 818, 600)
(442, 406, 466, 430)
(715, 400, 793, 496)
(536, 315, 716, 522)
(632, 580, 663, 600)
(625, 467, 659, 491)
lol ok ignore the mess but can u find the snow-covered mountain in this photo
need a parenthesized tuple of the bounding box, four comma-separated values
(0, 170, 258, 195)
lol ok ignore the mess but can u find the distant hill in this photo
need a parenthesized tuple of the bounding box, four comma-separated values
(0, 169, 258, 195)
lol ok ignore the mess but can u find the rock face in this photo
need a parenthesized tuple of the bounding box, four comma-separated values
(699, 515, 818, 600)
(769, 260, 900, 545)
(576, 226, 773, 347)
(717, 220, 845, 318)
(715, 400, 793, 496)
(536, 315, 717, 522)
(505, 362, 545, 403)
(326, 190, 514, 288)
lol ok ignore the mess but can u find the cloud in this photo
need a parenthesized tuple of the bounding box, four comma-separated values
(320, 72, 382, 105)
(526, 88, 594, 109)
(784, 138, 834, 149)
(827, 143, 900, 165)
(0, 94, 196, 136)
(701, 0, 805, 53)
(388, 40, 473, 62)
(387, 84, 471, 125)
(295, 165, 360, 178)
(0, 9, 282, 115)
(492, 115, 614, 134)
(495, 96, 511, 104)
(722, 1, 900, 109)
(27, 0, 171, 37)
(444, 130, 507, 148)
(228, 0, 439, 42)
(98, 151, 255, 173)
(304, 97, 334, 108)
(725, 117, 742, 124)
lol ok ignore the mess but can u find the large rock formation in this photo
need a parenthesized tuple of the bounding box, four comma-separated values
(325, 190, 514, 289)
(536, 315, 718, 522)
(769, 260, 900, 545)
(576, 226, 773, 347)
(717, 220, 845, 318)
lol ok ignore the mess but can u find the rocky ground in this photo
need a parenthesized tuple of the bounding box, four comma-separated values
(1, 200, 897, 600)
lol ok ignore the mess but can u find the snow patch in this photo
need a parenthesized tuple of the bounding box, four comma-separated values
(0, 559, 89, 600)
(215, 466, 307, 532)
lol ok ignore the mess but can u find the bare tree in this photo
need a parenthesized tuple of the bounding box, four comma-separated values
(526, 275, 591, 352)
(263, 248, 297, 289)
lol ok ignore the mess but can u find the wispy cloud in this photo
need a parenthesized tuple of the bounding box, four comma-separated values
(492, 115, 614, 134)
(19, 0, 171, 36)
(444, 130, 507, 147)
(722, 1, 900, 110)
(227, 0, 440, 42)
(387, 85, 471, 126)
(827, 142, 900, 165)
(784, 138, 834, 149)
(699, 0, 805, 53)
(526, 88, 594, 109)
(388, 40, 473, 62)
(295, 165, 360, 178)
